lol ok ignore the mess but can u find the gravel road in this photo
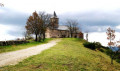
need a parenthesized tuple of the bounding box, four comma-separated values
(0, 39, 61, 67)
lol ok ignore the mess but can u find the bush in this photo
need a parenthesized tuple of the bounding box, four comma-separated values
(83, 42, 102, 50)
(99, 48, 104, 52)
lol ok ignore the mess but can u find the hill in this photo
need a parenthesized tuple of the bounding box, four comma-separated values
(0, 38, 120, 71)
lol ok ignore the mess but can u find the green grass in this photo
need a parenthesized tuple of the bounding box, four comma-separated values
(0, 38, 120, 71)
(0, 38, 53, 53)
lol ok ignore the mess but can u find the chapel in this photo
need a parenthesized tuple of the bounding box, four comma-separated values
(45, 11, 83, 38)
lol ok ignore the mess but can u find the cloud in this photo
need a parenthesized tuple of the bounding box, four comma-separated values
(0, 8, 29, 26)
(1, 7, 120, 40)
(0, 24, 23, 41)
(2, 0, 120, 14)
(86, 32, 120, 46)
(59, 10, 120, 32)
(116, 25, 120, 29)
(1, 8, 120, 33)
(0, 8, 28, 40)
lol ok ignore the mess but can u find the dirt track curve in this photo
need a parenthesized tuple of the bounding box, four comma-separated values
(0, 39, 61, 67)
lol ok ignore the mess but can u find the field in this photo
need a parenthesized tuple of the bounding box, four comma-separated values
(0, 38, 120, 71)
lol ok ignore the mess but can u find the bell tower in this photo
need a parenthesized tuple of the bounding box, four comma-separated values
(50, 11, 59, 29)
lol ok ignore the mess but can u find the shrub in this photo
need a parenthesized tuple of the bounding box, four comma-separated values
(99, 48, 105, 52)
(83, 42, 102, 50)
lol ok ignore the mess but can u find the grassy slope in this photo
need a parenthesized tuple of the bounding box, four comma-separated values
(0, 38, 120, 71)
(0, 38, 53, 53)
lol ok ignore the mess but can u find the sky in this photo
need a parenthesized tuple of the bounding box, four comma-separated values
(1, 0, 120, 46)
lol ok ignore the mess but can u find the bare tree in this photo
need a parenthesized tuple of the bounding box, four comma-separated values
(39, 12, 51, 41)
(65, 19, 79, 38)
(23, 31, 27, 40)
(66, 20, 73, 38)
(106, 27, 115, 47)
(106, 27, 120, 64)
(23, 30, 32, 40)
(72, 21, 79, 37)
(85, 31, 89, 41)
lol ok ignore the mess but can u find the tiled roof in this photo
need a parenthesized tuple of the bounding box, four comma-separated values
(57, 25, 69, 30)
(57, 25, 82, 33)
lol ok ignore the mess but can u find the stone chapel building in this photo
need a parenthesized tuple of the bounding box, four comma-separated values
(45, 11, 83, 38)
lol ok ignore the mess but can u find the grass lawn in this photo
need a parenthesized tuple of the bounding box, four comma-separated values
(0, 38, 53, 53)
(0, 38, 120, 71)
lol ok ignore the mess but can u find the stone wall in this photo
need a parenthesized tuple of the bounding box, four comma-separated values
(45, 29, 70, 38)
(0, 41, 29, 46)
(59, 30, 69, 38)
(50, 30, 60, 38)
(45, 28, 83, 38)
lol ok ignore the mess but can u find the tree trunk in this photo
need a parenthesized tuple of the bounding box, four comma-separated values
(43, 32, 45, 41)
(35, 34, 37, 41)
(110, 52, 118, 64)
(111, 58, 113, 64)
(71, 32, 72, 38)
(39, 34, 41, 42)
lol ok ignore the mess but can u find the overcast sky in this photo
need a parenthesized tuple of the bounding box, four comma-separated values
(1, 0, 120, 44)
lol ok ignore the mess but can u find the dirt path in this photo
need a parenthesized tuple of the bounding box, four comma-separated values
(0, 39, 61, 67)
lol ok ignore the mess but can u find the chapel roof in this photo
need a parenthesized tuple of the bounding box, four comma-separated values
(57, 25, 69, 30)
